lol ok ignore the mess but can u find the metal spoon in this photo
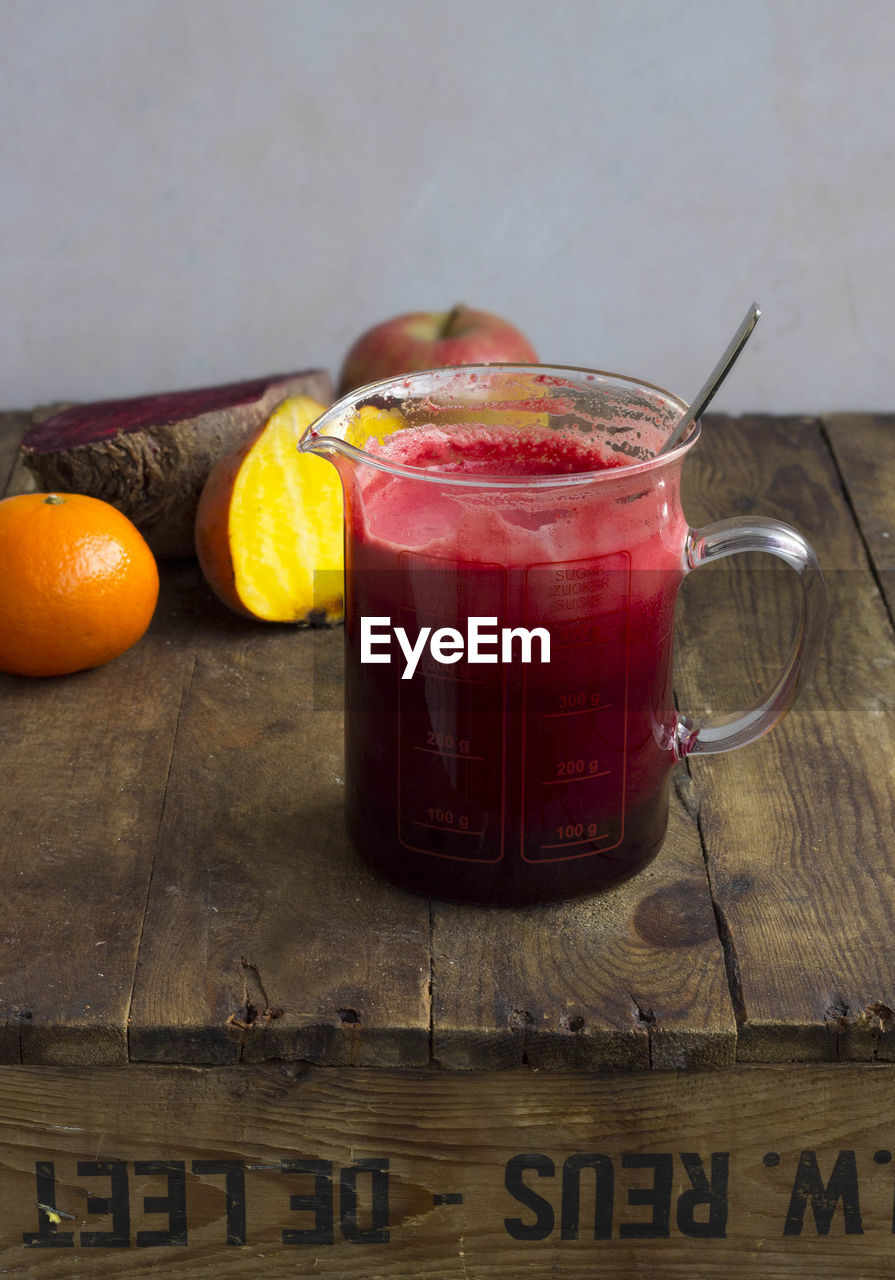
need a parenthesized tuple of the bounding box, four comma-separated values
(659, 302, 761, 455)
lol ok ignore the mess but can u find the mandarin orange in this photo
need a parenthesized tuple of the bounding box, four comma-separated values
(0, 492, 159, 677)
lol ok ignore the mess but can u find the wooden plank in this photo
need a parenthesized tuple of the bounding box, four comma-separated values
(429, 413, 744, 1071)
(0, 563, 200, 1065)
(0, 412, 188, 1062)
(2, 1061, 895, 1275)
(126, 616, 432, 1067)
(823, 412, 895, 615)
(675, 414, 895, 1062)
(0, 411, 33, 497)
(432, 785, 735, 1071)
(0, 413, 203, 1063)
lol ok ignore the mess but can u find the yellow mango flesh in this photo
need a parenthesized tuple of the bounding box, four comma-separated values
(230, 397, 343, 622)
(344, 403, 406, 447)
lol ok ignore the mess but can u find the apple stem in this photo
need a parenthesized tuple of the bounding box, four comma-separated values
(439, 304, 467, 339)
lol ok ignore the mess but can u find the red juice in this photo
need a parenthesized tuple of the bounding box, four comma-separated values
(341, 423, 687, 905)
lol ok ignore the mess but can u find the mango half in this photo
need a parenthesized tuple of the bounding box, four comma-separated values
(195, 395, 343, 623)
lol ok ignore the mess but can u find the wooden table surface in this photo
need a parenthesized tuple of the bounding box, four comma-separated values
(2, 408, 892, 1073)
(1, 408, 894, 1276)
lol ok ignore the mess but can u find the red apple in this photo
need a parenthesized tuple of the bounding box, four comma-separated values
(337, 304, 539, 395)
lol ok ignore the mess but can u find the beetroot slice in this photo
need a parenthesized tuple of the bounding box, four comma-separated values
(21, 369, 333, 558)
(23, 373, 315, 451)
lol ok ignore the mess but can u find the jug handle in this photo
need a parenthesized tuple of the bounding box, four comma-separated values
(673, 517, 826, 758)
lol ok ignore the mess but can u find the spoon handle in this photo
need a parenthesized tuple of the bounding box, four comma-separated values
(659, 303, 761, 455)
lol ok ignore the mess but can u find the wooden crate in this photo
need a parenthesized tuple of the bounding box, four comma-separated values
(1, 410, 893, 1277)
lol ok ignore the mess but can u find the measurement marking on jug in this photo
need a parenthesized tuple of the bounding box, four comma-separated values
(541, 832, 612, 850)
(414, 731, 484, 762)
(414, 821, 485, 837)
(414, 746, 485, 762)
(542, 759, 608, 784)
(396, 622, 506, 861)
(543, 702, 612, 719)
(541, 771, 611, 786)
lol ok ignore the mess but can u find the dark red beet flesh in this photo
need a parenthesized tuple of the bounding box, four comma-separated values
(24, 373, 306, 452)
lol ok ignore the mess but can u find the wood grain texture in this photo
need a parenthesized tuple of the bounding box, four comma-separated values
(0, 411, 31, 496)
(824, 412, 895, 615)
(1, 414, 195, 1063)
(126, 608, 431, 1067)
(2, 1062, 895, 1276)
(431, 783, 735, 1071)
(676, 415, 895, 1062)
(0, 564, 200, 1065)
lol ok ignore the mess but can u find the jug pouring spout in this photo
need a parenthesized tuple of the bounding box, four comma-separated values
(297, 389, 413, 478)
(297, 426, 356, 463)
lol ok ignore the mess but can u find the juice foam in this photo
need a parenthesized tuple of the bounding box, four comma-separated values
(357, 424, 679, 574)
(367, 422, 629, 476)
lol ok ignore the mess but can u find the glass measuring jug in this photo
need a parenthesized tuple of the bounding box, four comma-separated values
(299, 365, 825, 906)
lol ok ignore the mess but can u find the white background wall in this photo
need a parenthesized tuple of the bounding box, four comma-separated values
(2, 0, 894, 413)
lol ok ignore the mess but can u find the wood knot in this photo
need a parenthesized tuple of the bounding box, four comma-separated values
(825, 1000, 850, 1024)
(867, 1002, 895, 1032)
(632, 882, 718, 949)
(226, 1003, 283, 1032)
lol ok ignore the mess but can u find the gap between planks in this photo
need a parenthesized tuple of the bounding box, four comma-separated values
(820, 414, 895, 636)
(124, 650, 200, 1063)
